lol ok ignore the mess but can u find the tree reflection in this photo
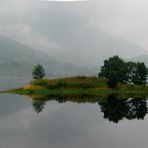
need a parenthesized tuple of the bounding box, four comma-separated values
(98, 95, 128, 123)
(30, 94, 148, 122)
(126, 98, 147, 120)
(98, 95, 147, 123)
(32, 100, 46, 113)
(31, 95, 66, 113)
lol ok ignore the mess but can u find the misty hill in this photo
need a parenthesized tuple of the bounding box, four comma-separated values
(129, 55, 148, 66)
(0, 35, 97, 90)
(0, 29, 147, 90)
(38, 19, 148, 66)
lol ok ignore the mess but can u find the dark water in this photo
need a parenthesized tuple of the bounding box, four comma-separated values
(0, 94, 148, 148)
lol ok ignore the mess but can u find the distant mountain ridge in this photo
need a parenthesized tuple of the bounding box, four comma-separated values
(0, 35, 97, 90)
(0, 33, 147, 90)
(128, 55, 148, 66)
(38, 23, 148, 66)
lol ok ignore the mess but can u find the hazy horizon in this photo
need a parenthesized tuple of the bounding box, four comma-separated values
(0, 0, 148, 66)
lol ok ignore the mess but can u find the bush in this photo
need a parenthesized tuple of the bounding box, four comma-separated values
(57, 80, 68, 88)
(69, 82, 95, 88)
(46, 84, 59, 89)
(30, 80, 48, 87)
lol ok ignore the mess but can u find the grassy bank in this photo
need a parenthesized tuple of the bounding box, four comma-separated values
(5, 76, 148, 96)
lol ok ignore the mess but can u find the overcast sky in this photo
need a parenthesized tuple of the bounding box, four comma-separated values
(0, 0, 148, 66)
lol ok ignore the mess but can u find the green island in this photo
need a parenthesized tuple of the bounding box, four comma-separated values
(3, 54, 148, 117)
(3, 55, 148, 100)
(5, 76, 148, 96)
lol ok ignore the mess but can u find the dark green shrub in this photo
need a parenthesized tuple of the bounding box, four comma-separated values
(57, 80, 68, 88)
(46, 84, 59, 89)
(69, 82, 95, 88)
(30, 80, 48, 87)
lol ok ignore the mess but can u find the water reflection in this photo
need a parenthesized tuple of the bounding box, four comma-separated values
(99, 95, 147, 123)
(30, 94, 148, 123)
(0, 94, 148, 148)
(32, 100, 46, 113)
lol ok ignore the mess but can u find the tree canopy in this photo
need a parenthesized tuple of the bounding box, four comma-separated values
(99, 56, 128, 83)
(99, 56, 148, 87)
(32, 64, 45, 79)
(131, 62, 147, 85)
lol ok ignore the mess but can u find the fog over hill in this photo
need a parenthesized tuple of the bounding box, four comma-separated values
(0, 33, 147, 90)
(0, 0, 148, 89)
(129, 55, 148, 66)
(42, 26, 148, 66)
(0, 0, 148, 67)
(0, 35, 97, 90)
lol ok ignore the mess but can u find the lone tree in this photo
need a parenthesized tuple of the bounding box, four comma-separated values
(32, 64, 45, 79)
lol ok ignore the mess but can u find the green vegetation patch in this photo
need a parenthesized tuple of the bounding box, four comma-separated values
(5, 76, 148, 97)
(30, 76, 108, 89)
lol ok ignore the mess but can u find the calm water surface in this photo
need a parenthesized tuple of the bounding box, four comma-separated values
(0, 94, 148, 148)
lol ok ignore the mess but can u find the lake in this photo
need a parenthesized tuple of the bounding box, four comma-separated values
(0, 93, 148, 148)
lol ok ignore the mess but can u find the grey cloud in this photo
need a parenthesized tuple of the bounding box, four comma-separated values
(0, 0, 147, 66)
(94, 0, 148, 48)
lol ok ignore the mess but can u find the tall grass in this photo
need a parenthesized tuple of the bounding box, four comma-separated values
(30, 76, 107, 89)
(8, 76, 148, 96)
